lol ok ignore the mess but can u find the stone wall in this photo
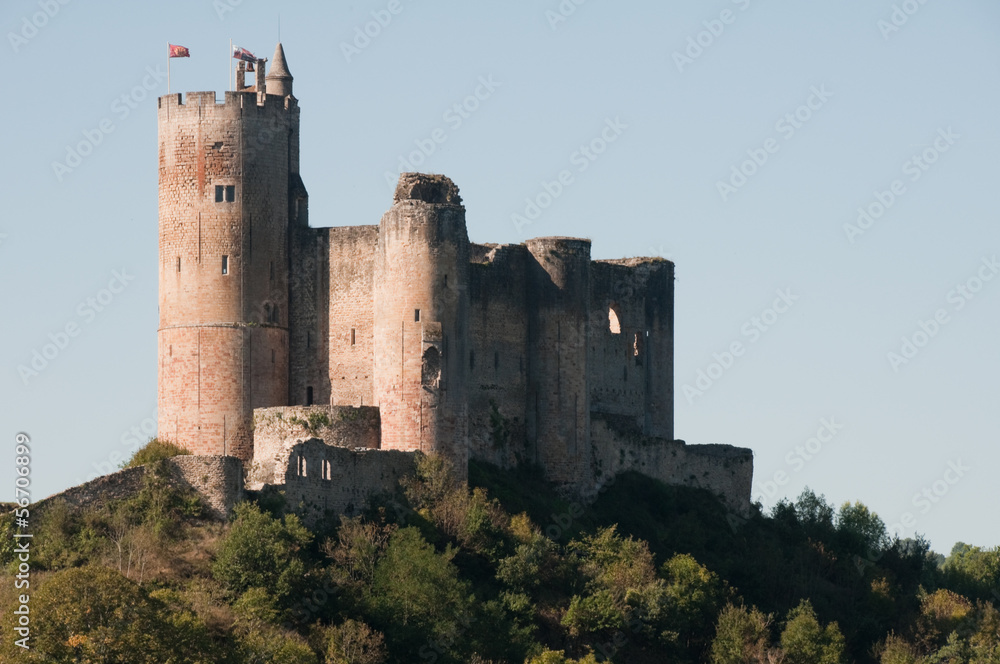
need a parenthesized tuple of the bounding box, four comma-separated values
(33, 456, 243, 521)
(279, 439, 416, 525)
(589, 415, 752, 516)
(249, 405, 381, 488)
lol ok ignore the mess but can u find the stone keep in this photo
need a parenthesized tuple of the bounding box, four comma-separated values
(157, 44, 754, 515)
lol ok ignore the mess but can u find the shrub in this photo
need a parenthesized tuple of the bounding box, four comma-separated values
(120, 437, 191, 469)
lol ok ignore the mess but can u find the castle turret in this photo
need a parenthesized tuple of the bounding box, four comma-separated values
(525, 237, 592, 484)
(157, 55, 302, 462)
(373, 174, 470, 479)
(266, 43, 293, 98)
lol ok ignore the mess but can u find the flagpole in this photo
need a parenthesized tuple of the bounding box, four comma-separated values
(229, 38, 233, 92)
(167, 44, 171, 94)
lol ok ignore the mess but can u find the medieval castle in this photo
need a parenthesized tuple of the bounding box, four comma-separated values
(154, 44, 754, 518)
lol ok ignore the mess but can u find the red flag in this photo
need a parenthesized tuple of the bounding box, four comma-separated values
(232, 46, 256, 62)
(168, 44, 190, 58)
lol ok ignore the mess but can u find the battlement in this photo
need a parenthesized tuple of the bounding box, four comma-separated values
(157, 89, 296, 120)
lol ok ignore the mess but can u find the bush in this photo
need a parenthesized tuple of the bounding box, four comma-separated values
(121, 437, 191, 469)
(212, 502, 312, 605)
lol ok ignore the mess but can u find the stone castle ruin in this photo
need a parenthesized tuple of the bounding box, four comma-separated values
(155, 43, 753, 519)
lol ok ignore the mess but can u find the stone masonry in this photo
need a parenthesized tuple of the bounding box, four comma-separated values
(157, 43, 754, 519)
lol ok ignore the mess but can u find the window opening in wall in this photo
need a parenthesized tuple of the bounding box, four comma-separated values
(169, 345, 172, 356)
(176, 257, 181, 272)
(306, 386, 314, 406)
(222, 255, 229, 275)
(225, 185, 235, 202)
(323, 459, 332, 481)
(351, 328, 356, 346)
(444, 274, 448, 287)
(422, 347, 441, 388)
(215, 185, 224, 202)
(414, 309, 420, 322)
(634, 332, 643, 365)
(608, 304, 622, 334)
(297, 454, 306, 477)
(270, 305, 279, 324)
(271, 349, 275, 364)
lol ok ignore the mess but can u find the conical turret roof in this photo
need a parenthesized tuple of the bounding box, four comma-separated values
(266, 42, 292, 80)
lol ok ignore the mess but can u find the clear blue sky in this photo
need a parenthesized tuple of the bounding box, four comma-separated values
(2, 0, 997, 554)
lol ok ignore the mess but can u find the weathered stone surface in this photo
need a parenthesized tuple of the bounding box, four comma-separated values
(154, 46, 755, 520)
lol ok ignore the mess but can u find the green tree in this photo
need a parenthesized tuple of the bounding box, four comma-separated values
(780, 600, 846, 664)
(710, 603, 773, 664)
(367, 526, 474, 660)
(121, 437, 191, 469)
(212, 502, 312, 604)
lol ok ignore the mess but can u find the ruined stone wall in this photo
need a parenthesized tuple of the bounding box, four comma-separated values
(249, 405, 380, 488)
(373, 174, 470, 481)
(328, 226, 378, 407)
(280, 439, 415, 524)
(158, 90, 297, 463)
(467, 243, 530, 467)
(588, 258, 673, 439)
(33, 456, 243, 521)
(524, 238, 592, 484)
(589, 416, 752, 516)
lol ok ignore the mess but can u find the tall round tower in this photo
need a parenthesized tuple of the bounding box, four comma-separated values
(373, 173, 470, 479)
(157, 44, 300, 463)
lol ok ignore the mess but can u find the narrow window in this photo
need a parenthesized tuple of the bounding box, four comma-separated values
(350, 328, 356, 346)
(414, 309, 420, 322)
(225, 185, 235, 202)
(306, 386, 314, 406)
(634, 332, 643, 365)
(222, 255, 229, 275)
(297, 454, 307, 477)
(215, 185, 224, 202)
(322, 459, 332, 481)
(271, 305, 279, 323)
(271, 348, 275, 364)
(169, 345, 172, 357)
(176, 256, 181, 272)
(444, 274, 448, 287)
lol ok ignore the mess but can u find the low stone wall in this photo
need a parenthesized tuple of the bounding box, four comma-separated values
(250, 406, 381, 489)
(276, 439, 416, 525)
(589, 416, 753, 517)
(33, 456, 244, 521)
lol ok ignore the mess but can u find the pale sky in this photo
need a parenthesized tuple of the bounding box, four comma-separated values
(2, 0, 998, 554)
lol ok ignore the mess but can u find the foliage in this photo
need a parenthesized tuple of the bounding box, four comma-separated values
(212, 502, 312, 605)
(710, 603, 774, 664)
(120, 437, 191, 469)
(317, 619, 388, 664)
(780, 599, 846, 664)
